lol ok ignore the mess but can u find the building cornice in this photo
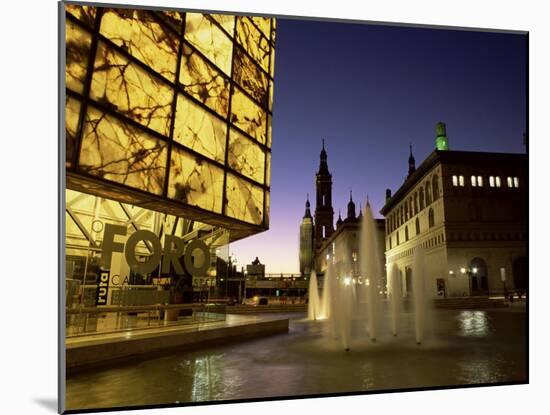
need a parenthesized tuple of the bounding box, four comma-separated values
(380, 150, 527, 215)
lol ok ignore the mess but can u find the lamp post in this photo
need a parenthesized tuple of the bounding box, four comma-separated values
(460, 266, 478, 296)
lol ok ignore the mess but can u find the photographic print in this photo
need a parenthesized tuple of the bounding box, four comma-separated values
(60, 1, 527, 413)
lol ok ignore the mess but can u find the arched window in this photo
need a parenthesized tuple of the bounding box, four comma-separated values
(432, 175, 439, 201)
(400, 206, 404, 225)
(415, 217, 420, 235)
(425, 181, 432, 205)
(419, 188, 425, 210)
(414, 192, 418, 214)
(405, 226, 409, 241)
(405, 201, 409, 221)
(428, 208, 435, 228)
(396, 231, 400, 245)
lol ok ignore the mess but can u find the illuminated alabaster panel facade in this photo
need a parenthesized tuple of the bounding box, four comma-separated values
(64, 3, 275, 241)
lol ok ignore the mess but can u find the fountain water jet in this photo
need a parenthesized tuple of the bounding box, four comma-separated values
(389, 263, 402, 336)
(307, 270, 321, 320)
(412, 246, 433, 344)
(306, 200, 438, 350)
(360, 202, 383, 342)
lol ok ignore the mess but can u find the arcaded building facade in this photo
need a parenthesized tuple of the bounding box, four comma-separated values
(381, 123, 527, 298)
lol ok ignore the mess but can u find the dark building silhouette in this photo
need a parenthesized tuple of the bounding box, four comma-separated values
(299, 141, 385, 278)
(299, 195, 314, 275)
(314, 139, 335, 249)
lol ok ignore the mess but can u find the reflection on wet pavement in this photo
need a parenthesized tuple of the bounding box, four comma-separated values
(66, 307, 526, 411)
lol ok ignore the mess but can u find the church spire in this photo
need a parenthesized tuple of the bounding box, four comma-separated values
(336, 209, 343, 227)
(408, 143, 416, 177)
(318, 139, 329, 175)
(303, 193, 312, 218)
(314, 138, 334, 248)
(347, 189, 356, 220)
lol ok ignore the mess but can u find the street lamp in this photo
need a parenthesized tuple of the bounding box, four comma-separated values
(460, 266, 477, 296)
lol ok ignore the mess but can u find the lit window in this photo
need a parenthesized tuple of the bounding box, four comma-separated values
(489, 176, 495, 187)
(514, 177, 519, 188)
(452, 175, 458, 186)
(459, 175, 464, 187)
(495, 176, 501, 187)
(471, 176, 477, 187)
(507, 177, 513, 187)
(477, 176, 483, 187)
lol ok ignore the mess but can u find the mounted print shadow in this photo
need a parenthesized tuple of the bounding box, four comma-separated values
(60, 1, 528, 413)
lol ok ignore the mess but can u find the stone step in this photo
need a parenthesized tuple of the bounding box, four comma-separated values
(433, 297, 508, 309)
(227, 304, 307, 314)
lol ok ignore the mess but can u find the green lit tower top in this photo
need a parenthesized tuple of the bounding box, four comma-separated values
(435, 121, 450, 151)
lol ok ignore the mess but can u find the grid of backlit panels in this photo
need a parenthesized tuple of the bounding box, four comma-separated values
(65, 4, 275, 231)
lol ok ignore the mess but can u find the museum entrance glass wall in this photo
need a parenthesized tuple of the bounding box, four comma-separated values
(65, 189, 231, 337)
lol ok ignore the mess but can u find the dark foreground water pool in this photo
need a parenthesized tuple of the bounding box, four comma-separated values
(66, 305, 527, 411)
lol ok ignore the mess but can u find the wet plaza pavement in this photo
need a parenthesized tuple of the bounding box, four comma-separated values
(66, 304, 527, 411)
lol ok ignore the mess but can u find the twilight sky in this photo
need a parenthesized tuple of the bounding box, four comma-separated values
(232, 18, 527, 273)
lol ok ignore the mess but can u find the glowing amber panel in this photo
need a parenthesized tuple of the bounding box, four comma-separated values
(66, 4, 96, 27)
(233, 48, 269, 108)
(90, 42, 174, 136)
(184, 13, 233, 76)
(65, 96, 81, 168)
(225, 173, 264, 225)
(228, 129, 265, 184)
(173, 94, 226, 164)
(66, 20, 91, 94)
(230, 88, 267, 145)
(79, 105, 167, 195)
(180, 44, 230, 117)
(210, 14, 235, 36)
(250, 17, 271, 38)
(236, 17, 270, 72)
(168, 148, 224, 213)
(159, 10, 184, 30)
(100, 9, 179, 82)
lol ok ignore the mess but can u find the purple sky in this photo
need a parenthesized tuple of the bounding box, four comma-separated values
(232, 18, 527, 273)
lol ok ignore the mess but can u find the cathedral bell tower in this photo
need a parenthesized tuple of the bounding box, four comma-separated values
(299, 195, 314, 276)
(314, 139, 335, 249)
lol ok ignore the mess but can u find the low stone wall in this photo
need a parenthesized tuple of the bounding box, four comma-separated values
(67, 318, 288, 371)
(226, 304, 307, 314)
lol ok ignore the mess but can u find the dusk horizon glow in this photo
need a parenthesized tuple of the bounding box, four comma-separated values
(231, 18, 527, 274)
